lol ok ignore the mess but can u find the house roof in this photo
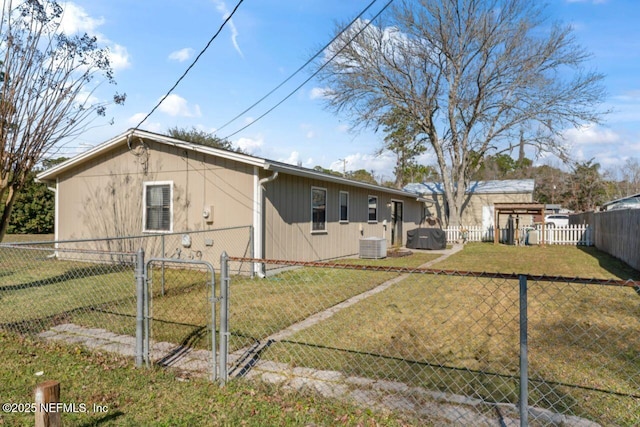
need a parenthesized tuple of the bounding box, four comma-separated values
(403, 179, 535, 195)
(602, 192, 640, 211)
(37, 128, 426, 200)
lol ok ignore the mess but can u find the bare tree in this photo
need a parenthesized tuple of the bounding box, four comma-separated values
(621, 158, 640, 195)
(0, 0, 125, 241)
(317, 0, 606, 226)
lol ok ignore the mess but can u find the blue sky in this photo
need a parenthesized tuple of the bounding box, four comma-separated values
(54, 0, 640, 182)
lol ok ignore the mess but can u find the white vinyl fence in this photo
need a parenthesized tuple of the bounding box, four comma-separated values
(444, 224, 593, 246)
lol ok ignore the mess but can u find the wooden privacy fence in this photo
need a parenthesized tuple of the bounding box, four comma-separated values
(593, 209, 640, 271)
(444, 224, 593, 246)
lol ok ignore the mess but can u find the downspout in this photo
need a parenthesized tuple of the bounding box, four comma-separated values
(46, 180, 59, 255)
(253, 168, 279, 277)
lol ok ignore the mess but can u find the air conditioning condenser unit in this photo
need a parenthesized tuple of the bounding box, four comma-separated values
(359, 237, 387, 259)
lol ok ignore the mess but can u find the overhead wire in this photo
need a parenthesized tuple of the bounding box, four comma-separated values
(215, 0, 380, 133)
(221, 0, 394, 140)
(130, 0, 246, 135)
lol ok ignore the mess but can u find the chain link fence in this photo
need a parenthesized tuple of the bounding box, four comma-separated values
(2, 232, 638, 425)
(5, 226, 252, 267)
(223, 257, 639, 426)
(0, 226, 250, 341)
(0, 243, 137, 337)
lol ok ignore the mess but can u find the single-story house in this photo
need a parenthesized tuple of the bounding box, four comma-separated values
(37, 129, 431, 269)
(403, 179, 535, 228)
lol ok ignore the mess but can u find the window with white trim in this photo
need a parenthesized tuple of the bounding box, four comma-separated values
(339, 191, 349, 222)
(368, 195, 378, 222)
(311, 187, 327, 232)
(143, 182, 173, 232)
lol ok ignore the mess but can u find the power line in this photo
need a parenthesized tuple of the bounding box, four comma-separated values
(222, 0, 394, 140)
(215, 0, 380, 134)
(130, 0, 246, 135)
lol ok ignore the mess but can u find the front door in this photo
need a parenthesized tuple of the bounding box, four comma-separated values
(391, 201, 403, 246)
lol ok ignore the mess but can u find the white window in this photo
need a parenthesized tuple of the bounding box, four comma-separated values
(311, 187, 327, 232)
(339, 191, 349, 223)
(143, 181, 173, 232)
(368, 195, 378, 222)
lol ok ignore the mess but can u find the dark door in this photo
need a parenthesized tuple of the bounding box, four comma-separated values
(391, 201, 403, 246)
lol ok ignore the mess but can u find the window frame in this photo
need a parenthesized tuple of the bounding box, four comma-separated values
(311, 186, 328, 233)
(368, 195, 378, 223)
(142, 181, 174, 233)
(339, 191, 349, 223)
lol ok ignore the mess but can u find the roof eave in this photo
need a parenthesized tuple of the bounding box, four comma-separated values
(264, 162, 422, 198)
(36, 129, 266, 183)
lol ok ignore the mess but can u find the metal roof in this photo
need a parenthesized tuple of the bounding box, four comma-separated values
(404, 179, 535, 195)
(602, 193, 640, 211)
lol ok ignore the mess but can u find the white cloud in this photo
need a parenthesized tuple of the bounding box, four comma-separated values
(169, 48, 194, 62)
(76, 89, 100, 106)
(309, 87, 331, 100)
(280, 151, 313, 167)
(57, 2, 131, 70)
(562, 123, 620, 146)
(158, 94, 202, 118)
(128, 113, 163, 133)
(59, 2, 104, 35)
(108, 44, 131, 71)
(128, 113, 147, 124)
(329, 152, 397, 181)
(235, 135, 263, 154)
(212, 0, 244, 58)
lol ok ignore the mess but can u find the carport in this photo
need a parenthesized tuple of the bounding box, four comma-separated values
(493, 203, 546, 245)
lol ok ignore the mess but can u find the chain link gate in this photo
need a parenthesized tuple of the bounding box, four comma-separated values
(135, 249, 228, 383)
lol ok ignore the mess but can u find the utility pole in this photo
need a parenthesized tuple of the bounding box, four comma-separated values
(338, 158, 347, 177)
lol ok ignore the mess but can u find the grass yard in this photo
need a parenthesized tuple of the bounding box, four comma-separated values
(225, 252, 440, 350)
(254, 244, 640, 426)
(434, 242, 640, 280)
(0, 247, 136, 335)
(1, 241, 638, 425)
(2, 234, 54, 243)
(0, 331, 416, 426)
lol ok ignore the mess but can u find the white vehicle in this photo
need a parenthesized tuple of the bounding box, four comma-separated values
(545, 214, 569, 227)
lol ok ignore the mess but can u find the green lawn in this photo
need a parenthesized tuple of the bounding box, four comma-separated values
(250, 244, 639, 426)
(0, 331, 416, 426)
(434, 242, 640, 280)
(1, 242, 638, 425)
(2, 234, 54, 243)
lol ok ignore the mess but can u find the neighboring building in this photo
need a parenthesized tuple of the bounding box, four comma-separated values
(602, 193, 640, 211)
(37, 129, 429, 268)
(403, 179, 535, 228)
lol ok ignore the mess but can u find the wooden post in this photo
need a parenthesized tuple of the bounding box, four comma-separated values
(35, 380, 61, 427)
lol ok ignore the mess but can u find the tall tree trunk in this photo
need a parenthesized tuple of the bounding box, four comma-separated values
(518, 129, 525, 164)
(0, 185, 18, 242)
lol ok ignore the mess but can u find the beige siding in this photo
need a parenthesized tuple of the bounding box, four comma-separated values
(263, 173, 424, 261)
(423, 191, 533, 227)
(56, 139, 254, 241)
(54, 137, 426, 262)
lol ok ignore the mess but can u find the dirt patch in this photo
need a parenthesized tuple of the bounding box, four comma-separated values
(386, 249, 412, 258)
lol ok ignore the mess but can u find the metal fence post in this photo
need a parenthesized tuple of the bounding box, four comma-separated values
(135, 248, 145, 367)
(519, 274, 529, 427)
(211, 263, 217, 383)
(144, 259, 150, 368)
(219, 251, 230, 384)
(161, 234, 166, 296)
(249, 225, 255, 279)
